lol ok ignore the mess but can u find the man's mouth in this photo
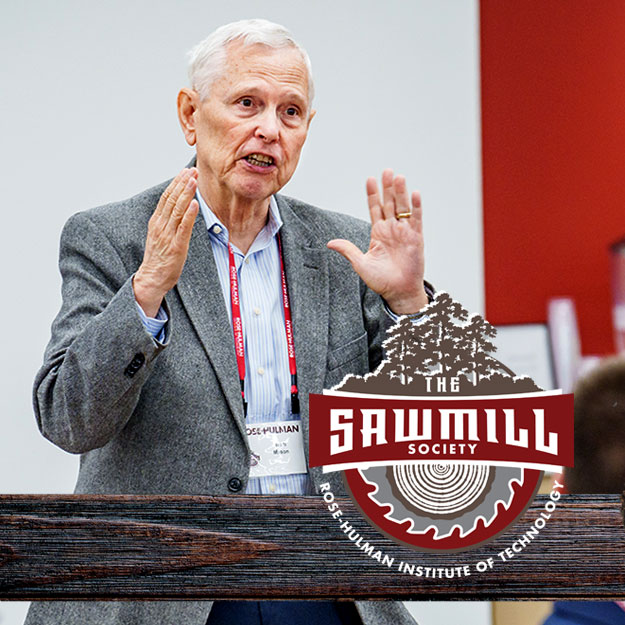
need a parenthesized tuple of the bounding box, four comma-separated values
(244, 153, 275, 168)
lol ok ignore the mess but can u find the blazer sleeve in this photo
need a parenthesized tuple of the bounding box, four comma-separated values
(360, 278, 394, 373)
(33, 212, 169, 454)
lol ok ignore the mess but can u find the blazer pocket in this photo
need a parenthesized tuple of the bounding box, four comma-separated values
(327, 332, 368, 371)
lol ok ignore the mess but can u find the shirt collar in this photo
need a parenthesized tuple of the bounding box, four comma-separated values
(196, 191, 282, 251)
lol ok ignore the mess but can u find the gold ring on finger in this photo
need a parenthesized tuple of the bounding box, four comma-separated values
(396, 212, 412, 219)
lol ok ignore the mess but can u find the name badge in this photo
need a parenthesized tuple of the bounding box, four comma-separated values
(247, 420, 307, 478)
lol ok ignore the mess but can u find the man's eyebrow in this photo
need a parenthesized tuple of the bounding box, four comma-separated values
(282, 91, 307, 105)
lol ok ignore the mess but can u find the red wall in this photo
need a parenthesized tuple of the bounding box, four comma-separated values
(481, 0, 625, 355)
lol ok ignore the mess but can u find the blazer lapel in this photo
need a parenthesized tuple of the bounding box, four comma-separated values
(175, 213, 247, 439)
(276, 196, 330, 469)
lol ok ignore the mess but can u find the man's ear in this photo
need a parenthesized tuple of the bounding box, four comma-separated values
(307, 109, 316, 130)
(177, 88, 199, 146)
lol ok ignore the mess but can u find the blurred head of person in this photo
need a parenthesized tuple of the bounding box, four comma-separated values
(565, 357, 625, 493)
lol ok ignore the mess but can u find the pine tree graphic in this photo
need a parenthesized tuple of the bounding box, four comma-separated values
(384, 316, 433, 384)
(382, 292, 516, 387)
(459, 314, 515, 385)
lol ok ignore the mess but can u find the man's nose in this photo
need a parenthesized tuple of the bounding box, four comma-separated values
(255, 110, 280, 142)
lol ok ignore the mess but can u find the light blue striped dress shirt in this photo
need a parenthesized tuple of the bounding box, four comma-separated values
(135, 192, 312, 495)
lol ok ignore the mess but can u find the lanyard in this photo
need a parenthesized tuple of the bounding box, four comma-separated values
(228, 234, 300, 418)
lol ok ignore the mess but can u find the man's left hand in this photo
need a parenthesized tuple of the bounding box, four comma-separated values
(327, 169, 428, 315)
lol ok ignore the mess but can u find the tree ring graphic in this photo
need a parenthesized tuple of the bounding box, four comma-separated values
(392, 463, 492, 516)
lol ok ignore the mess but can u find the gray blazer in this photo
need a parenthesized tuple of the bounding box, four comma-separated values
(25, 177, 417, 625)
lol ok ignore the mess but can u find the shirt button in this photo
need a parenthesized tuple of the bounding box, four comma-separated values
(253, 307, 261, 316)
(257, 367, 265, 376)
(269, 484, 276, 493)
(244, 257, 250, 264)
(213, 225, 222, 234)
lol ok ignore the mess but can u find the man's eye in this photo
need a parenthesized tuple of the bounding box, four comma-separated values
(285, 107, 299, 117)
(240, 98, 253, 107)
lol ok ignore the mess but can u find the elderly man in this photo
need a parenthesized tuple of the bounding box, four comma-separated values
(26, 19, 428, 625)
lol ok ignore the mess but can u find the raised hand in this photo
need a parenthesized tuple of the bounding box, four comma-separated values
(327, 169, 428, 315)
(133, 168, 199, 317)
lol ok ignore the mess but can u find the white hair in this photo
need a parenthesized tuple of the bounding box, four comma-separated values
(187, 19, 314, 106)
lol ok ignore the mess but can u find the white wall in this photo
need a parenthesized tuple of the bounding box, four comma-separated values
(0, 1, 485, 623)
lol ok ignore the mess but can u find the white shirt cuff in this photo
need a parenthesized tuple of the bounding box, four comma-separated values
(135, 301, 168, 341)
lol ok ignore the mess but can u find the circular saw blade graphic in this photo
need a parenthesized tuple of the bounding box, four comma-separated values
(360, 463, 524, 539)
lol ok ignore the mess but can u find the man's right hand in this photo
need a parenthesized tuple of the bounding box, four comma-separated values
(133, 168, 199, 317)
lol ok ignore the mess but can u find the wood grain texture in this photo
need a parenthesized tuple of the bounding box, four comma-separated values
(0, 494, 622, 600)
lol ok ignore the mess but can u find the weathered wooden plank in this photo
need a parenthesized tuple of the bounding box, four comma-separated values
(0, 494, 622, 600)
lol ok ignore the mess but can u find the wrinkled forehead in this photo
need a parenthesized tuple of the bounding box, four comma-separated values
(219, 40, 311, 104)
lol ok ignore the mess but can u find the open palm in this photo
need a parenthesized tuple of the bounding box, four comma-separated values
(327, 169, 427, 315)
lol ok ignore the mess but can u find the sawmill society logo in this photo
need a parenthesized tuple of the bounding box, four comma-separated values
(309, 293, 574, 552)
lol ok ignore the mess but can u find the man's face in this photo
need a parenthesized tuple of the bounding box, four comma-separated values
(189, 41, 313, 203)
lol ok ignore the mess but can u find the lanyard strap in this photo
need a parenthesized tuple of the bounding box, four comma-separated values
(228, 234, 299, 417)
(277, 235, 300, 416)
(228, 242, 246, 412)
